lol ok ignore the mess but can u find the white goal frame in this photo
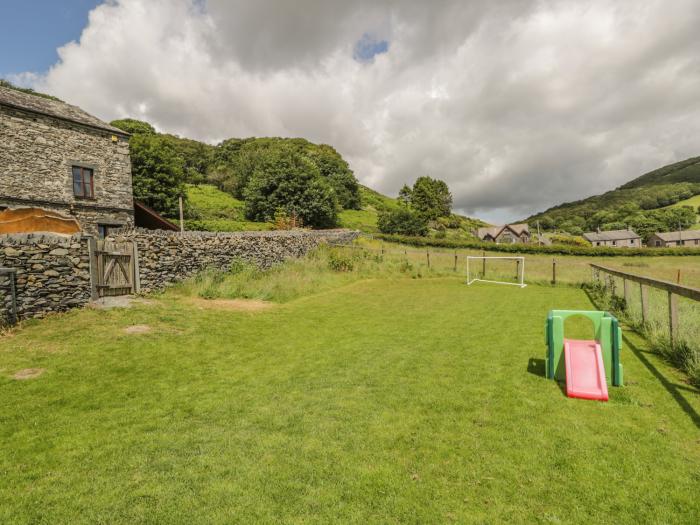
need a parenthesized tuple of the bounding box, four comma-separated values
(466, 256, 526, 288)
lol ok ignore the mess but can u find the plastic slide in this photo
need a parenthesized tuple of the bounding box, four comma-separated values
(564, 339, 609, 401)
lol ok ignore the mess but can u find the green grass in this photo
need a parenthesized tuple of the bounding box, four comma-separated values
(665, 194, 700, 228)
(1, 252, 699, 523)
(184, 184, 274, 232)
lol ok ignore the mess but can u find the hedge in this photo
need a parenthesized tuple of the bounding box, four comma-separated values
(374, 234, 700, 257)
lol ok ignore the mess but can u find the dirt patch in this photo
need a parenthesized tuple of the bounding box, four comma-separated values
(189, 297, 274, 312)
(124, 324, 152, 335)
(13, 368, 45, 380)
(89, 297, 155, 309)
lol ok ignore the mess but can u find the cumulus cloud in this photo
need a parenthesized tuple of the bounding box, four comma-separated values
(23, 0, 700, 222)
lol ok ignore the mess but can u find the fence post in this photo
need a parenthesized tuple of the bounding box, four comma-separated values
(381, 242, 384, 256)
(677, 269, 681, 284)
(623, 278, 630, 306)
(9, 270, 17, 325)
(668, 291, 678, 345)
(640, 283, 648, 324)
(516, 259, 521, 280)
(551, 259, 556, 285)
(426, 250, 430, 269)
(482, 251, 486, 277)
(453, 251, 458, 272)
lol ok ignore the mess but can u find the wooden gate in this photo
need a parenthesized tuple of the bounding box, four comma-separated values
(89, 239, 139, 298)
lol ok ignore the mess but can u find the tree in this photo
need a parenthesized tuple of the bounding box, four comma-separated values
(398, 184, 412, 206)
(408, 176, 452, 219)
(377, 208, 429, 236)
(129, 134, 186, 217)
(305, 144, 361, 209)
(110, 118, 156, 135)
(243, 145, 338, 228)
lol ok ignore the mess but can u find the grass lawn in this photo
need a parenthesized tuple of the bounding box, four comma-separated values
(1, 275, 698, 523)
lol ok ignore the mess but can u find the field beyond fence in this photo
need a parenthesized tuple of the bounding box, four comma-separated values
(344, 237, 700, 386)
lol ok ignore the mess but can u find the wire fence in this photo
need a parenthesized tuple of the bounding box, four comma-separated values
(340, 236, 700, 288)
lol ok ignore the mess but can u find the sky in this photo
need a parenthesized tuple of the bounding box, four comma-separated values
(2, 0, 700, 223)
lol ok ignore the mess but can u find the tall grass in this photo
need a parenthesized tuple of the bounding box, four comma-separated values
(172, 245, 438, 303)
(585, 278, 700, 386)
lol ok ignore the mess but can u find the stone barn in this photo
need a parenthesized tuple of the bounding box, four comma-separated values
(0, 84, 134, 237)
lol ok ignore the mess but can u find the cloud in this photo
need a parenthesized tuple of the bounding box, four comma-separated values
(23, 0, 700, 222)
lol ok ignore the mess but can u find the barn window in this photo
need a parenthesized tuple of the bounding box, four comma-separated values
(72, 166, 94, 199)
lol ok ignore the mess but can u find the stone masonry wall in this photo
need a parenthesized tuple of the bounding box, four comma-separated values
(110, 228, 359, 292)
(0, 105, 134, 235)
(0, 233, 92, 323)
(0, 228, 358, 323)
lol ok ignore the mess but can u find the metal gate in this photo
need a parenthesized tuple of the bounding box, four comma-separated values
(89, 239, 139, 298)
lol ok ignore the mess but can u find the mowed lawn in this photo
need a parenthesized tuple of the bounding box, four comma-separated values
(1, 279, 699, 524)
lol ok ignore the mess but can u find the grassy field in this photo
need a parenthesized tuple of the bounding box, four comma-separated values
(184, 184, 274, 232)
(1, 250, 699, 523)
(665, 194, 700, 229)
(357, 237, 700, 288)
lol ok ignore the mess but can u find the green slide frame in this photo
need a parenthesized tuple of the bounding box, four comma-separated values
(545, 310, 623, 386)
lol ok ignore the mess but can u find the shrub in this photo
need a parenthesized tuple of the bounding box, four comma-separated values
(377, 208, 429, 236)
(327, 251, 355, 272)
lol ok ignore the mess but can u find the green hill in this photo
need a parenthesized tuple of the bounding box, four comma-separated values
(184, 184, 273, 232)
(186, 183, 486, 237)
(526, 156, 700, 239)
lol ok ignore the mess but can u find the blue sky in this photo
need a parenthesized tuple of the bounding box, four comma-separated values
(0, 0, 101, 78)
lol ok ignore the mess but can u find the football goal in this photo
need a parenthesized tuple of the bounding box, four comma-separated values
(466, 256, 526, 288)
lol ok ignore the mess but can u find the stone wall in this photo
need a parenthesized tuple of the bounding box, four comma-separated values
(0, 104, 134, 235)
(0, 228, 358, 323)
(110, 228, 359, 292)
(0, 233, 92, 323)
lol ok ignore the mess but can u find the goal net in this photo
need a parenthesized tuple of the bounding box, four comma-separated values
(466, 256, 526, 288)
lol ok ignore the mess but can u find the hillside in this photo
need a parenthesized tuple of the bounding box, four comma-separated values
(186, 183, 487, 237)
(526, 156, 700, 239)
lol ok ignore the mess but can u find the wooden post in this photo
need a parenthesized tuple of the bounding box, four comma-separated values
(551, 259, 556, 285)
(381, 242, 384, 256)
(453, 251, 458, 272)
(9, 269, 17, 325)
(668, 291, 678, 345)
(640, 283, 648, 324)
(426, 250, 431, 269)
(482, 251, 486, 277)
(623, 278, 630, 306)
(516, 259, 521, 280)
(87, 237, 99, 301)
(677, 269, 681, 284)
(179, 195, 185, 233)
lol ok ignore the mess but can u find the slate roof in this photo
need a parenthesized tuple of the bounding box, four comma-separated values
(476, 223, 530, 240)
(583, 229, 640, 242)
(651, 230, 700, 241)
(0, 85, 127, 135)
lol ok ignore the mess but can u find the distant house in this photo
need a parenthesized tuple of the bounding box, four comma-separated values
(476, 223, 530, 244)
(648, 230, 700, 248)
(0, 85, 177, 237)
(583, 229, 641, 248)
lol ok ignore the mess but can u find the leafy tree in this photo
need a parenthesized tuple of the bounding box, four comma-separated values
(398, 184, 412, 206)
(377, 208, 429, 236)
(243, 145, 338, 228)
(409, 176, 452, 219)
(110, 118, 156, 135)
(306, 144, 361, 209)
(129, 134, 186, 217)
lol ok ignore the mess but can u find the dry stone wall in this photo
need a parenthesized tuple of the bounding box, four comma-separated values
(0, 233, 92, 323)
(110, 228, 359, 292)
(0, 228, 358, 323)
